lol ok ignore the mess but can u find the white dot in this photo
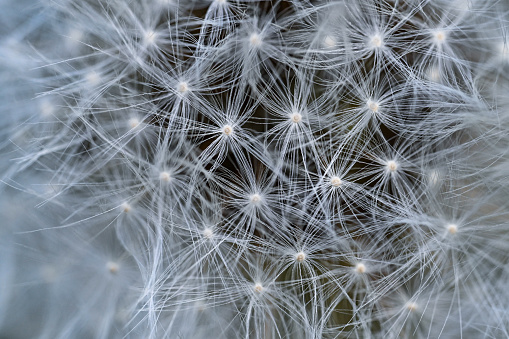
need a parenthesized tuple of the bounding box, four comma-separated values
(129, 118, 141, 129)
(85, 72, 101, 86)
(330, 176, 342, 187)
(177, 81, 188, 94)
(406, 301, 418, 312)
(249, 193, 262, 204)
(121, 202, 132, 213)
(290, 112, 302, 123)
(159, 171, 171, 182)
(106, 261, 120, 274)
(386, 160, 398, 172)
(323, 35, 336, 48)
(432, 30, 446, 44)
(367, 100, 379, 113)
(144, 30, 157, 45)
(222, 125, 233, 136)
(249, 33, 262, 47)
(203, 228, 214, 239)
(254, 283, 264, 293)
(369, 34, 384, 49)
(447, 223, 458, 235)
(355, 263, 366, 274)
(295, 252, 306, 263)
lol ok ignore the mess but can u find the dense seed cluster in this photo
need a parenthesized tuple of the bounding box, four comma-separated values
(2, 0, 509, 338)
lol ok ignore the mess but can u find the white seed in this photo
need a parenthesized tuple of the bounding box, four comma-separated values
(85, 71, 100, 86)
(249, 33, 262, 47)
(222, 125, 233, 136)
(290, 112, 302, 123)
(367, 100, 379, 113)
(323, 35, 336, 48)
(106, 261, 119, 274)
(177, 81, 188, 94)
(203, 228, 214, 239)
(386, 160, 398, 172)
(295, 252, 306, 263)
(129, 118, 140, 129)
(121, 202, 132, 213)
(144, 30, 157, 45)
(254, 283, 264, 293)
(433, 30, 446, 44)
(447, 223, 458, 235)
(330, 176, 342, 187)
(249, 193, 262, 204)
(159, 171, 171, 182)
(370, 34, 383, 49)
(355, 263, 366, 274)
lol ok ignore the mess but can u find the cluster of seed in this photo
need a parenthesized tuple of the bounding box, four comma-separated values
(2, 0, 509, 338)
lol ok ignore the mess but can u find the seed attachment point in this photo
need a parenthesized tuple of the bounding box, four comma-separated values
(386, 160, 398, 173)
(295, 252, 306, 263)
(254, 283, 264, 293)
(330, 176, 342, 187)
(290, 112, 302, 123)
(447, 223, 458, 235)
(355, 263, 366, 274)
(222, 125, 233, 136)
